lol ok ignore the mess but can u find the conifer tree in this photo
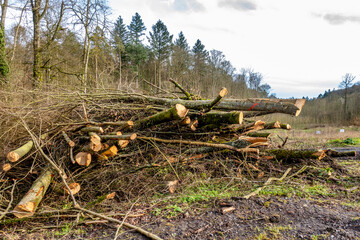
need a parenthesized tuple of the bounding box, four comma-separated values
(148, 20, 173, 88)
(113, 15, 128, 87)
(128, 12, 146, 45)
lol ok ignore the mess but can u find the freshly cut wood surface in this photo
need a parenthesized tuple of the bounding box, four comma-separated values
(13, 169, 53, 218)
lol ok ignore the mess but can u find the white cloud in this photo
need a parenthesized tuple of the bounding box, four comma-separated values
(218, 0, 257, 11)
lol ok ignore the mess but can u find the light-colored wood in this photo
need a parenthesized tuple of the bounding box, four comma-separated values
(75, 152, 92, 166)
(2, 163, 11, 172)
(7, 133, 48, 162)
(63, 183, 81, 195)
(134, 104, 188, 129)
(13, 168, 53, 218)
(81, 126, 104, 133)
(62, 131, 75, 147)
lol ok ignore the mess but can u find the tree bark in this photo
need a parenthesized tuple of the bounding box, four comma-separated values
(6, 133, 48, 162)
(134, 104, 188, 129)
(196, 111, 243, 126)
(109, 95, 305, 116)
(268, 149, 327, 161)
(13, 168, 53, 218)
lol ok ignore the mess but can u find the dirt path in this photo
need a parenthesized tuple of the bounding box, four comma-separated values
(121, 196, 360, 240)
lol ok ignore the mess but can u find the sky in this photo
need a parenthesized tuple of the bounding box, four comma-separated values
(108, 0, 360, 98)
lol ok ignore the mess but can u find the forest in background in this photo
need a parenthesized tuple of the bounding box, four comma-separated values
(0, 0, 358, 125)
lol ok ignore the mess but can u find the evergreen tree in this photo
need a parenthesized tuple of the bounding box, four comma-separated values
(113, 16, 128, 46)
(171, 31, 191, 88)
(192, 39, 207, 59)
(112, 15, 128, 88)
(148, 20, 173, 88)
(192, 39, 207, 92)
(127, 13, 147, 88)
(148, 20, 173, 63)
(128, 12, 146, 45)
(175, 31, 189, 50)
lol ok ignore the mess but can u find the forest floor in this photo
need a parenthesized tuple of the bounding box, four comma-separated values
(1, 127, 360, 240)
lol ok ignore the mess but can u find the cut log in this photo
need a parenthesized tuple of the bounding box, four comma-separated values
(239, 136, 268, 143)
(99, 134, 137, 141)
(98, 145, 118, 161)
(6, 133, 48, 162)
(268, 149, 327, 161)
(75, 152, 92, 166)
(12, 168, 53, 218)
(280, 123, 291, 130)
(63, 182, 81, 195)
(99, 120, 134, 129)
(196, 111, 243, 126)
(111, 95, 306, 116)
(263, 121, 281, 129)
(81, 126, 104, 134)
(246, 132, 271, 138)
(61, 131, 75, 147)
(325, 149, 356, 158)
(190, 120, 198, 131)
(134, 104, 188, 129)
(179, 116, 191, 125)
(202, 87, 228, 112)
(2, 163, 11, 172)
(115, 132, 130, 149)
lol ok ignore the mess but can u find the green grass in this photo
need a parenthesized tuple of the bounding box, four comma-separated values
(327, 137, 360, 147)
(259, 182, 335, 198)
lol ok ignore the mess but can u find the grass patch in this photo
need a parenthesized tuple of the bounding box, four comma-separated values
(258, 182, 335, 198)
(327, 137, 360, 147)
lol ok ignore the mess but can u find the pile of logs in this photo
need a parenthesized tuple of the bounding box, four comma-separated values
(1, 79, 356, 224)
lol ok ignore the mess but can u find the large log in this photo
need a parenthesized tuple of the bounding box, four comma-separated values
(109, 95, 306, 116)
(6, 133, 48, 162)
(268, 149, 327, 161)
(134, 104, 188, 129)
(196, 111, 243, 126)
(12, 168, 53, 218)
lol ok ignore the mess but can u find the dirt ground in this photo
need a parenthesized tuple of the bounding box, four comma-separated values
(1, 148, 360, 240)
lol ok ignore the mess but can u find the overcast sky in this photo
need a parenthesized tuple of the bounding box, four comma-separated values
(109, 0, 360, 98)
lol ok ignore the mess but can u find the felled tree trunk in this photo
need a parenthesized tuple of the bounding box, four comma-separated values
(13, 168, 53, 218)
(134, 104, 188, 129)
(326, 149, 356, 157)
(268, 149, 326, 161)
(6, 133, 48, 162)
(196, 111, 243, 126)
(263, 121, 281, 129)
(111, 95, 306, 116)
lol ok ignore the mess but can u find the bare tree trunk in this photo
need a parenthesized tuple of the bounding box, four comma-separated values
(0, 0, 8, 27)
(11, 0, 28, 62)
(117, 53, 122, 89)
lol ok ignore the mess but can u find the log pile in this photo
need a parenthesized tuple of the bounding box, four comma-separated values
(0, 81, 355, 238)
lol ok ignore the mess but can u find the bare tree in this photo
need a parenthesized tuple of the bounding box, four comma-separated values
(339, 73, 355, 121)
(30, 0, 64, 87)
(69, 0, 110, 89)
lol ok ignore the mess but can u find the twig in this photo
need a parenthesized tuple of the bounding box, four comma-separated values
(168, 78, 192, 100)
(75, 206, 163, 240)
(143, 78, 178, 99)
(0, 180, 17, 221)
(21, 119, 163, 240)
(21, 119, 78, 206)
(138, 136, 259, 154)
(242, 168, 292, 199)
(114, 199, 139, 240)
(148, 140, 180, 181)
